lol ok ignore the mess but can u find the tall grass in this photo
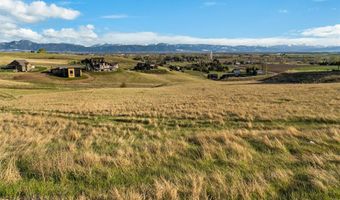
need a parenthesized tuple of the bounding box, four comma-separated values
(0, 81, 339, 199)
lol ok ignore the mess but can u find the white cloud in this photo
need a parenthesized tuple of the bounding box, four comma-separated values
(302, 24, 340, 37)
(0, 0, 80, 23)
(42, 25, 98, 45)
(0, 4, 340, 48)
(0, 22, 41, 42)
(102, 14, 129, 19)
(0, 0, 82, 43)
(98, 31, 340, 47)
(278, 9, 289, 14)
(202, 1, 227, 7)
(4, 24, 340, 47)
(94, 24, 340, 46)
(0, 22, 96, 46)
(57, 1, 73, 6)
(203, 2, 217, 7)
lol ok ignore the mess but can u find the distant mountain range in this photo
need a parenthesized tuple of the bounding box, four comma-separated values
(1, 40, 340, 53)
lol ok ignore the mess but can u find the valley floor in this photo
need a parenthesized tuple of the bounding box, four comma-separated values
(0, 78, 339, 199)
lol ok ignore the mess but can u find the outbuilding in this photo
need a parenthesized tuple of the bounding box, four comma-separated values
(6, 60, 34, 72)
(51, 67, 83, 78)
(232, 68, 241, 77)
(207, 73, 219, 80)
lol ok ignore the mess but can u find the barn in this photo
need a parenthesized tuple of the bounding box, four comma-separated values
(6, 60, 34, 72)
(51, 67, 83, 78)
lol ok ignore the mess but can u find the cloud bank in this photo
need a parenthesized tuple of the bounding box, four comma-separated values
(99, 31, 340, 47)
(42, 25, 98, 44)
(302, 24, 340, 37)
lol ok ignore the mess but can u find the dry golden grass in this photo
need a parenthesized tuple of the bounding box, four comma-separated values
(0, 80, 339, 199)
(0, 52, 137, 69)
(2, 82, 339, 121)
(0, 79, 32, 88)
(0, 55, 68, 66)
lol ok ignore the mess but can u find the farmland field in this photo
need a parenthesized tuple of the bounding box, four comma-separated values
(0, 53, 339, 199)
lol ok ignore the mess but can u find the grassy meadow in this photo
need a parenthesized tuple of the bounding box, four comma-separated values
(0, 53, 339, 199)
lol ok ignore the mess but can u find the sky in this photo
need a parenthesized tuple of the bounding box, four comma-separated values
(0, 0, 340, 46)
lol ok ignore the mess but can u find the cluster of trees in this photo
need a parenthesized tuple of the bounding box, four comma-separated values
(37, 48, 47, 53)
(133, 55, 206, 66)
(223, 60, 261, 65)
(319, 61, 340, 66)
(169, 65, 184, 72)
(318, 60, 340, 71)
(162, 55, 204, 63)
(30, 48, 47, 53)
(133, 56, 166, 66)
(133, 63, 158, 71)
(189, 59, 229, 73)
(246, 67, 261, 76)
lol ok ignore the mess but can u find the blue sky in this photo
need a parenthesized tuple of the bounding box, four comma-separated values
(1, 0, 340, 46)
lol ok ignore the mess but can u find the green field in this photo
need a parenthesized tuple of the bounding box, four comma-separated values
(0, 53, 339, 199)
(289, 65, 340, 72)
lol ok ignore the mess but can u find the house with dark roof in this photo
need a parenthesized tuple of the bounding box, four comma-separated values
(50, 66, 83, 78)
(81, 57, 119, 72)
(6, 60, 34, 72)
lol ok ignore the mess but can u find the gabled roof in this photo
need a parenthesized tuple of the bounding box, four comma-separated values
(52, 66, 84, 70)
(12, 60, 29, 66)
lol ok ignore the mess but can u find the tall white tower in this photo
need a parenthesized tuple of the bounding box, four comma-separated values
(209, 51, 213, 60)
